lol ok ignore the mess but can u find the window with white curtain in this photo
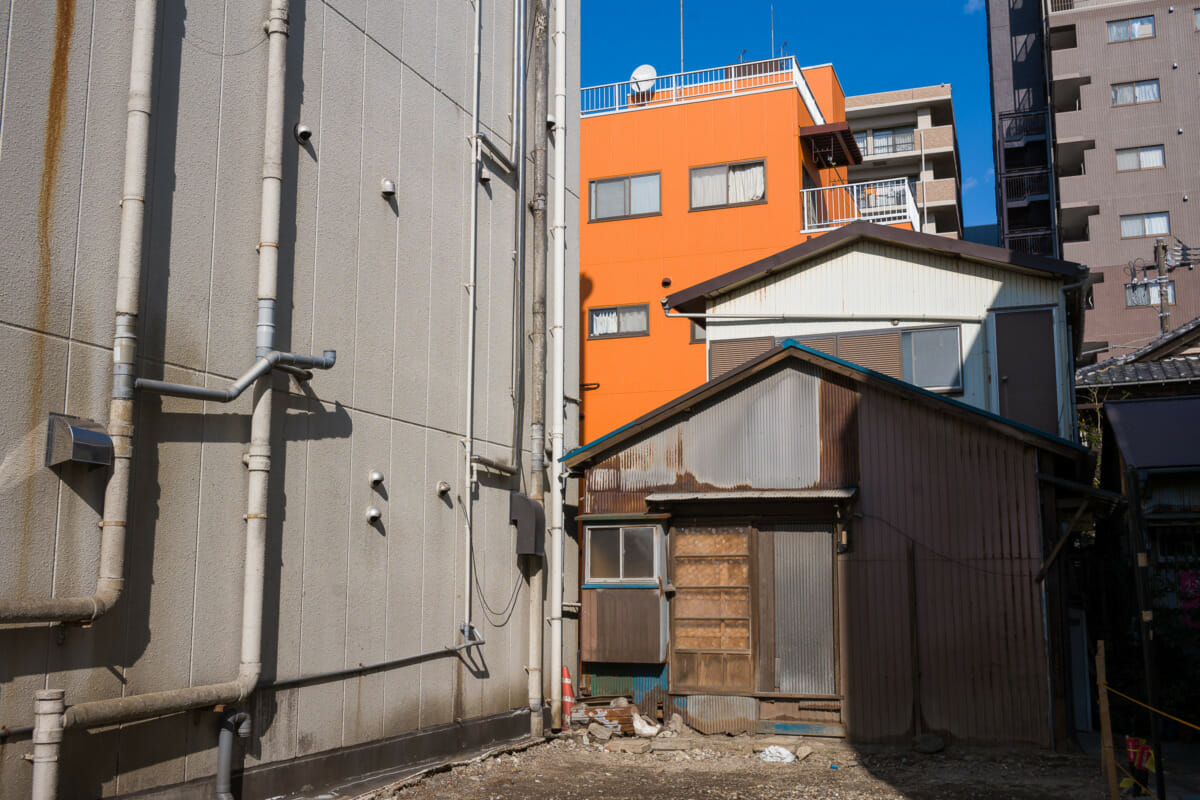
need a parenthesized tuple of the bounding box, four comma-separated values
(1107, 15, 1154, 42)
(690, 160, 766, 209)
(588, 172, 661, 221)
(1120, 212, 1170, 238)
(1116, 145, 1165, 171)
(1112, 79, 1159, 106)
(588, 304, 650, 339)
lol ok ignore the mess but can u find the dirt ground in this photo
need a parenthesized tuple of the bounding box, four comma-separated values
(359, 733, 1108, 800)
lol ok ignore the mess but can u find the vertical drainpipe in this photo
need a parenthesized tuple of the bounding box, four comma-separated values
(460, 0, 485, 646)
(527, 0, 550, 740)
(548, 0, 567, 732)
(29, 690, 65, 800)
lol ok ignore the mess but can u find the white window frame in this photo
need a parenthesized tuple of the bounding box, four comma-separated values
(1107, 15, 1155, 43)
(588, 171, 661, 222)
(584, 525, 664, 585)
(1116, 145, 1165, 172)
(1120, 212, 1170, 239)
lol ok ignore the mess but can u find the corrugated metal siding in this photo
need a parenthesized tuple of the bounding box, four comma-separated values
(841, 384, 1049, 745)
(587, 664, 668, 706)
(585, 366, 823, 514)
(708, 336, 775, 379)
(819, 375, 859, 487)
(678, 695, 758, 735)
(713, 240, 1061, 318)
(774, 528, 836, 695)
(836, 332, 902, 379)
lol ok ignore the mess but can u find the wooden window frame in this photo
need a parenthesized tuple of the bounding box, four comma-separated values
(587, 303, 650, 340)
(688, 158, 768, 212)
(587, 171, 662, 223)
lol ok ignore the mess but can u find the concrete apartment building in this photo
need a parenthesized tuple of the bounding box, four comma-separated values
(846, 85, 964, 238)
(0, 1, 579, 798)
(986, 0, 1200, 360)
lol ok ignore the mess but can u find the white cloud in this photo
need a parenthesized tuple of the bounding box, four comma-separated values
(963, 176, 980, 192)
(964, 0, 984, 12)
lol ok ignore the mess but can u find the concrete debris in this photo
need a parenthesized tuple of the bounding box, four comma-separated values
(793, 745, 813, 762)
(650, 738, 692, 752)
(606, 738, 651, 754)
(667, 712, 687, 734)
(587, 722, 613, 742)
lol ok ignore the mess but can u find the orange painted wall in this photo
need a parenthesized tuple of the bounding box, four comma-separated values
(580, 85, 837, 442)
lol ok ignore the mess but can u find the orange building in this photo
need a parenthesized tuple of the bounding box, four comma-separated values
(579, 58, 919, 440)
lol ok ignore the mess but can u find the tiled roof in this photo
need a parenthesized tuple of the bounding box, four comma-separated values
(1076, 354, 1200, 387)
(1076, 315, 1200, 385)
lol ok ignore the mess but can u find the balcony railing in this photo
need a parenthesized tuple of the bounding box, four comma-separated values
(1006, 229, 1057, 256)
(999, 111, 1047, 146)
(1004, 168, 1051, 206)
(800, 178, 920, 233)
(1049, 0, 1143, 12)
(581, 56, 824, 122)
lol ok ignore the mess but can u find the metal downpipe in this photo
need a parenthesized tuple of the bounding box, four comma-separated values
(56, 0, 295, 734)
(527, 0, 549, 740)
(0, 0, 157, 627)
(548, 0, 567, 732)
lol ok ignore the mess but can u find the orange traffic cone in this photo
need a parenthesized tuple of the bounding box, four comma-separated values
(561, 666, 575, 726)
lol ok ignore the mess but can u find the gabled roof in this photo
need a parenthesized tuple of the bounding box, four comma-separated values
(563, 339, 1085, 469)
(1077, 314, 1200, 387)
(665, 221, 1086, 314)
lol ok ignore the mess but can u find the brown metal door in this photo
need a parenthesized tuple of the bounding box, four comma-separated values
(994, 308, 1058, 434)
(670, 525, 755, 693)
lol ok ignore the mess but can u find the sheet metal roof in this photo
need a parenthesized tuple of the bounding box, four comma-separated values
(1105, 397, 1200, 470)
(665, 221, 1086, 315)
(564, 339, 1085, 469)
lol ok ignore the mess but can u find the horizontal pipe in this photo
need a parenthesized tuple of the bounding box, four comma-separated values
(0, 724, 33, 740)
(135, 350, 336, 402)
(661, 300, 982, 325)
(62, 678, 247, 730)
(471, 454, 518, 476)
(261, 632, 484, 691)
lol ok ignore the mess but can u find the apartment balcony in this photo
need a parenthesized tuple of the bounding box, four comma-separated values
(800, 178, 920, 233)
(581, 56, 822, 119)
(999, 111, 1048, 149)
(856, 124, 956, 164)
(1003, 168, 1052, 208)
(915, 178, 958, 207)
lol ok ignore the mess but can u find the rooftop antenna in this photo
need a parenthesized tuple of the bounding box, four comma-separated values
(738, 48, 747, 63)
(679, 1, 684, 73)
(777, 40, 788, 57)
(770, 5, 774, 61)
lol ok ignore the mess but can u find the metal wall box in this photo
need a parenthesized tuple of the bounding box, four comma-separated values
(45, 413, 113, 467)
(510, 492, 545, 556)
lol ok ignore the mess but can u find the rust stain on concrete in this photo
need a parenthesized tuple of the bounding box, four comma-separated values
(21, 0, 76, 587)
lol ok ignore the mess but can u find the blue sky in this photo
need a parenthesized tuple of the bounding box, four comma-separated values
(580, 0, 998, 228)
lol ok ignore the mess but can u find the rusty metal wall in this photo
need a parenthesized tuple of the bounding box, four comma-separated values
(581, 588, 666, 663)
(774, 527, 836, 695)
(585, 365, 824, 513)
(676, 695, 758, 735)
(841, 384, 1049, 745)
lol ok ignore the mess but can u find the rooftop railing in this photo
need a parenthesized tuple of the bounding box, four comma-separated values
(581, 56, 825, 124)
(1049, 0, 1144, 12)
(800, 178, 920, 233)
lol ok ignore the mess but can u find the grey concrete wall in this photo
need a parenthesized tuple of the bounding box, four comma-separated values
(0, 0, 579, 796)
(1047, 0, 1200, 357)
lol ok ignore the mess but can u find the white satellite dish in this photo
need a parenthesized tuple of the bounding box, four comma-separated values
(630, 64, 657, 94)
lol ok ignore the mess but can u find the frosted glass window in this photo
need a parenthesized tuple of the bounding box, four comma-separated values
(622, 527, 656, 578)
(588, 304, 649, 338)
(589, 528, 622, 579)
(1108, 16, 1153, 42)
(902, 327, 962, 392)
(1113, 80, 1158, 106)
(629, 174, 660, 216)
(586, 525, 661, 583)
(1120, 212, 1170, 238)
(691, 160, 766, 209)
(589, 172, 660, 220)
(1117, 145, 1164, 170)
